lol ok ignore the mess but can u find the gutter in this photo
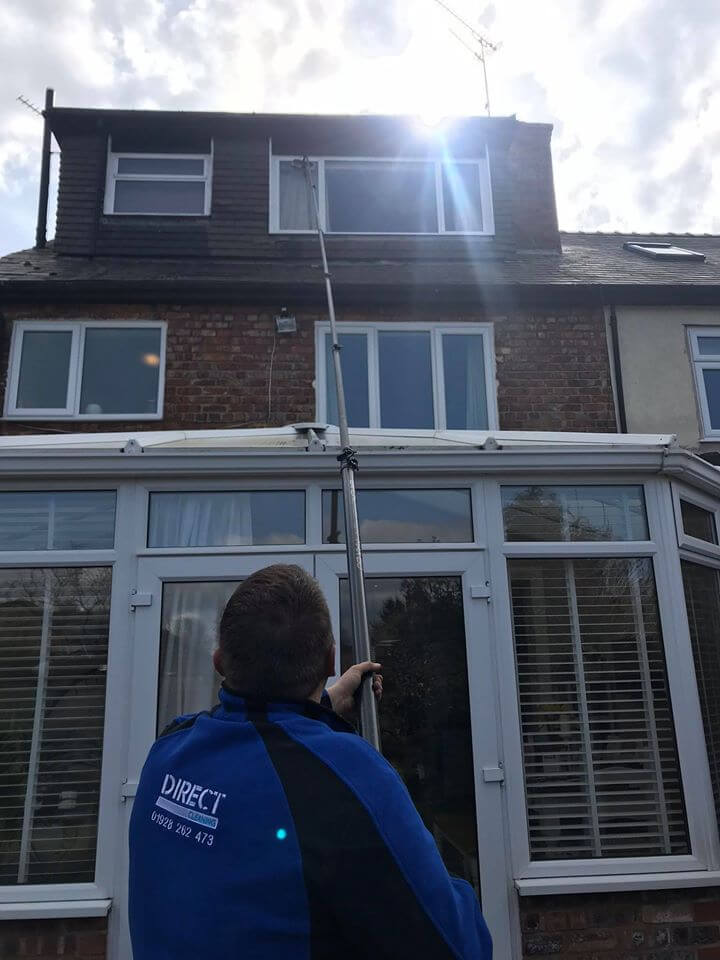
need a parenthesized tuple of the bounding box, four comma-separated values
(607, 304, 628, 433)
(34, 88, 54, 250)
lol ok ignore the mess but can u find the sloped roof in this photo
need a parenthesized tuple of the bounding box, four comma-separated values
(2, 233, 720, 304)
(0, 425, 676, 453)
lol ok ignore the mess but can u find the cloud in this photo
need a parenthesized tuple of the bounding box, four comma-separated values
(342, 0, 411, 57)
(2, 0, 720, 252)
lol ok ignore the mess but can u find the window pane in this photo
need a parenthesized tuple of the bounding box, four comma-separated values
(697, 337, 720, 357)
(682, 561, 720, 836)
(159, 580, 239, 732)
(442, 334, 488, 429)
(148, 491, 305, 547)
(113, 179, 205, 214)
(681, 499, 718, 544)
(0, 491, 116, 550)
(340, 576, 479, 887)
(80, 327, 161, 415)
(278, 160, 316, 230)
(442, 163, 484, 232)
(16, 330, 72, 410)
(378, 331, 434, 428)
(117, 157, 204, 176)
(323, 489, 473, 543)
(325, 161, 438, 233)
(703, 369, 720, 430)
(502, 485, 649, 542)
(0, 567, 111, 884)
(509, 557, 688, 860)
(325, 333, 369, 428)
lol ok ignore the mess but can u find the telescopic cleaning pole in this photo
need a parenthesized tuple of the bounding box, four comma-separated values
(293, 157, 381, 750)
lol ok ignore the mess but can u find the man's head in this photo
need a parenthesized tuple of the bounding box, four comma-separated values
(214, 563, 335, 701)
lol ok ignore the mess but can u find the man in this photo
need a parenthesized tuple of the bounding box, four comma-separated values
(129, 563, 491, 959)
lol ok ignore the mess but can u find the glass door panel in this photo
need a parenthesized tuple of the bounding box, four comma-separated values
(158, 580, 240, 732)
(340, 575, 478, 887)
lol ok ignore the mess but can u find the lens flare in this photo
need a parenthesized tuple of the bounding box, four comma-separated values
(276, 828, 287, 840)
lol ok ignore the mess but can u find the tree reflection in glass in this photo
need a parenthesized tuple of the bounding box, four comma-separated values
(339, 576, 479, 889)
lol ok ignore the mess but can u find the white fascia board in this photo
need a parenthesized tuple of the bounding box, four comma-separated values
(0, 899, 112, 919)
(662, 448, 720, 498)
(0, 446, 670, 480)
(516, 871, 720, 897)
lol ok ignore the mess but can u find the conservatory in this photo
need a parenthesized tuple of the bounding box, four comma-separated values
(2, 424, 720, 960)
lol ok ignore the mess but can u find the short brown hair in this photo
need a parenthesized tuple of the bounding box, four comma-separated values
(218, 564, 333, 700)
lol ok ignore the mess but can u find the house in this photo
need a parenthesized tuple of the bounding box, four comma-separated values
(2, 97, 720, 959)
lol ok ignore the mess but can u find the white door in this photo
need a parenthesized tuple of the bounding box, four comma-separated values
(109, 550, 512, 959)
(316, 551, 514, 960)
(108, 553, 314, 960)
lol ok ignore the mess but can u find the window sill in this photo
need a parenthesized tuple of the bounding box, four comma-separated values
(516, 871, 720, 897)
(0, 899, 112, 919)
(3, 415, 163, 422)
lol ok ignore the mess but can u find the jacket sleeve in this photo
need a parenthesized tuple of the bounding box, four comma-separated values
(252, 717, 491, 959)
(353, 749, 492, 959)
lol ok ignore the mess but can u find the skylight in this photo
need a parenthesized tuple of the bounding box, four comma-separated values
(623, 241, 706, 262)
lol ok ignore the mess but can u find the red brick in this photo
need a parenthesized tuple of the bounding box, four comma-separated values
(0, 303, 618, 438)
(697, 902, 720, 922)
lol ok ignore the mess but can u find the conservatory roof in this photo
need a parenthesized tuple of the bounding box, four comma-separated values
(0, 426, 677, 453)
(2, 426, 719, 496)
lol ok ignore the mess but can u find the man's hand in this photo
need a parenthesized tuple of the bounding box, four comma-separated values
(327, 661, 382, 721)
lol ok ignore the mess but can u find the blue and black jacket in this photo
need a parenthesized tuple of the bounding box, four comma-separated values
(129, 686, 492, 959)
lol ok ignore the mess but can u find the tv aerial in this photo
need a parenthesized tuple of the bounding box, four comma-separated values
(431, 0, 499, 116)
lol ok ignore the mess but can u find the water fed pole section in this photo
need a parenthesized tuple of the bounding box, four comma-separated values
(292, 157, 381, 751)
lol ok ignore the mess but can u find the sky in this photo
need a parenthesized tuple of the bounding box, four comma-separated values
(1, 0, 719, 256)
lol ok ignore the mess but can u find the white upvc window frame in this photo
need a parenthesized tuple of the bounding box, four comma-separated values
(5, 320, 167, 421)
(103, 137, 213, 216)
(485, 476, 720, 886)
(672, 481, 720, 562)
(314, 321, 498, 431)
(689, 327, 720, 440)
(0, 480, 134, 912)
(269, 150, 495, 236)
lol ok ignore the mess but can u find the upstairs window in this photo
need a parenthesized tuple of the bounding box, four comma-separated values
(6, 321, 166, 420)
(316, 322, 496, 430)
(104, 141, 212, 215)
(271, 155, 494, 235)
(689, 328, 720, 438)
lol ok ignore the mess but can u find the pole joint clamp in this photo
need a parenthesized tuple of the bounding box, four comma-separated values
(337, 446, 359, 472)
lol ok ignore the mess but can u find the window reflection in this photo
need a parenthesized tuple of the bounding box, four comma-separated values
(323, 489, 473, 544)
(339, 576, 479, 887)
(502, 485, 648, 542)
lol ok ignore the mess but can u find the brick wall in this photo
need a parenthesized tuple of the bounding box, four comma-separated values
(521, 888, 720, 958)
(0, 916, 107, 959)
(0, 303, 617, 437)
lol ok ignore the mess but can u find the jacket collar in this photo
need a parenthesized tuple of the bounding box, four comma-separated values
(217, 684, 357, 735)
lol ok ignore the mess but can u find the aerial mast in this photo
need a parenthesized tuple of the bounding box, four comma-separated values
(431, 0, 499, 116)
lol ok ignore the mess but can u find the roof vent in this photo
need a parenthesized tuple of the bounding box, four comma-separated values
(623, 241, 706, 262)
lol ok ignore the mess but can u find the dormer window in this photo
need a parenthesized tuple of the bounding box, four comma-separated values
(104, 140, 212, 215)
(270, 153, 494, 235)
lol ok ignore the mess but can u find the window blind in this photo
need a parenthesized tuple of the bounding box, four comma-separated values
(0, 567, 111, 885)
(682, 560, 720, 834)
(508, 557, 688, 860)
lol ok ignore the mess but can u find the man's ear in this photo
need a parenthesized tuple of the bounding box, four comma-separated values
(212, 647, 225, 677)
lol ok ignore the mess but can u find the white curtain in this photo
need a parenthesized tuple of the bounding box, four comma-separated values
(148, 492, 253, 547)
(157, 580, 239, 731)
(279, 161, 315, 230)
